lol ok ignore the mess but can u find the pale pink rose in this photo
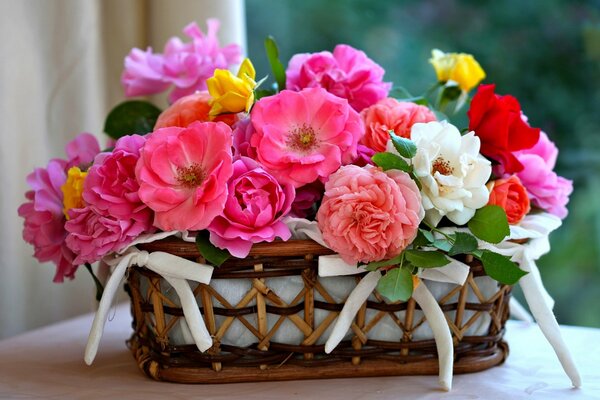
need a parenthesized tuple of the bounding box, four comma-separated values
(18, 133, 100, 282)
(65, 207, 148, 265)
(317, 165, 424, 264)
(208, 157, 294, 257)
(286, 44, 391, 112)
(232, 117, 257, 160)
(496, 131, 572, 219)
(84, 135, 153, 228)
(121, 20, 241, 103)
(136, 121, 233, 231)
(360, 98, 437, 152)
(290, 181, 324, 218)
(250, 88, 364, 188)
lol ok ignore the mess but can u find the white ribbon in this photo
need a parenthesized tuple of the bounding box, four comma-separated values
(84, 231, 214, 365)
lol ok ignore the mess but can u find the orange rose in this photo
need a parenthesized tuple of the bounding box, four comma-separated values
(154, 91, 236, 129)
(487, 175, 530, 224)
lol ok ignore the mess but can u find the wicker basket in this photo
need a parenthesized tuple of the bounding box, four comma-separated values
(126, 238, 510, 383)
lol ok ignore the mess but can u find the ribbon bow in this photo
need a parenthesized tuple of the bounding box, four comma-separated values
(84, 231, 214, 365)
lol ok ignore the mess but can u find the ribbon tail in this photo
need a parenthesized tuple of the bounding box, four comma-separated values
(84, 253, 133, 365)
(509, 298, 534, 323)
(163, 276, 212, 352)
(519, 259, 582, 388)
(325, 271, 381, 354)
(413, 283, 453, 391)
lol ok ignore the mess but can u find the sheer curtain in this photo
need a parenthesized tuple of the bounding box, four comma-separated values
(0, 0, 246, 340)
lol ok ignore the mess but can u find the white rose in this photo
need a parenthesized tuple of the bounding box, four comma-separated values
(389, 121, 491, 226)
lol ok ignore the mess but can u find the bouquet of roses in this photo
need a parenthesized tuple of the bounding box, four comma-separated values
(18, 19, 579, 389)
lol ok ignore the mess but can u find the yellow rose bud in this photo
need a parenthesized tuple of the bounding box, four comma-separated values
(429, 49, 486, 92)
(61, 166, 88, 219)
(207, 58, 257, 116)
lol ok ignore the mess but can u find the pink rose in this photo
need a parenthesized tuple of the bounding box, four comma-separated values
(136, 121, 233, 231)
(496, 131, 572, 219)
(232, 117, 257, 160)
(83, 135, 153, 228)
(65, 207, 148, 265)
(208, 157, 294, 257)
(250, 88, 364, 188)
(317, 165, 424, 264)
(286, 44, 391, 112)
(121, 20, 241, 103)
(360, 98, 437, 152)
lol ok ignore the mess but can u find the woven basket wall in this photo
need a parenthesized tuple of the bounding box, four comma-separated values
(127, 238, 511, 383)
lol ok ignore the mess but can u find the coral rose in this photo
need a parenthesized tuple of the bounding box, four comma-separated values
(286, 44, 391, 112)
(360, 98, 436, 152)
(136, 121, 233, 231)
(487, 175, 530, 224)
(468, 84, 540, 174)
(317, 165, 424, 264)
(250, 88, 363, 188)
(154, 91, 236, 129)
(208, 157, 294, 257)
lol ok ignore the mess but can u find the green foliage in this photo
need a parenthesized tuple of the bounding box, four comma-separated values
(264, 36, 287, 91)
(195, 231, 230, 267)
(468, 205, 510, 244)
(448, 232, 479, 256)
(372, 152, 411, 172)
(104, 101, 161, 139)
(404, 250, 449, 268)
(377, 267, 414, 302)
(389, 132, 417, 158)
(479, 250, 528, 285)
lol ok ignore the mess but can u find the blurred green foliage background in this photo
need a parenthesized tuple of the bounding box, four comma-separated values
(246, 0, 600, 327)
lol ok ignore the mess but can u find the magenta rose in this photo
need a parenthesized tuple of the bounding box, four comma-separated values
(286, 44, 391, 112)
(232, 117, 257, 160)
(65, 207, 148, 265)
(250, 88, 364, 188)
(136, 121, 233, 231)
(208, 157, 294, 257)
(317, 165, 424, 264)
(495, 131, 573, 219)
(290, 181, 324, 218)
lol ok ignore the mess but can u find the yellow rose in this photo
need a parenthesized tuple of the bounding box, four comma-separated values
(429, 49, 485, 92)
(61, 166, 87, 219)
(207, 58, 257, 116)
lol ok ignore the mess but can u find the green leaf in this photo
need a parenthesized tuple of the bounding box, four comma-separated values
(366, 254, 404, 270)
(389, 131, 417, 158)
(195, 231, 231, 267)
(376, 267, 414, 302)
(432, 239, 452, 252)
(255, 89, 276, 100)
(372, 152, 412, 172)
(467, 205, 510, 244)
(448, 232, 479, 256)
(480, 250, 528, 285)
(404, 250, 450, 268)
(419, 229, 435, 243)
(104, 101, 162, 139)
(264, 36, 286, 91)
(471, 249, 484, 258)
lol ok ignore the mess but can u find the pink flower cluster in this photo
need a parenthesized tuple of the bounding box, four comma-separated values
(122, 20, 241, 103)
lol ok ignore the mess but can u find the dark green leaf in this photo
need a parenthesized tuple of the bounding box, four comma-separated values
(376, 267, 414, 302)
(372, 152, 412, 172)
(255, 89, 276, 100)
(471, 249, 484, 258)
(480, 250, 528, 285)
(366, 254, 404, 270)
(441, 85, 462, 101)
(195, 231, 231, 267)
(389, 131, 417, 158)
(412, 230, 430, 247)
(404, 250, 450, 268)
(448, 232, 479, 256)
(467, 205, 510, 244)
(104, 101, 162, 139)
(264, 36, 286, 91)
(432, 239, 452, 252)
(419, 229, 435, 243)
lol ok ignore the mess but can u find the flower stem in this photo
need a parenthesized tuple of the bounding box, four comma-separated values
(84, 263, 104, 302)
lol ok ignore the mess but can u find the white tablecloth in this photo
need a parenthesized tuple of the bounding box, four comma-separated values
(0, 303, 598, 399)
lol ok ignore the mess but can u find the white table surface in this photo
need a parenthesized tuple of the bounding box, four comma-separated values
(0, 303, 598, 399)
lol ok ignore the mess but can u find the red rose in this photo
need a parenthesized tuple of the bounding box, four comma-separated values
(468, 84, 540, 174)
(487, 175, 531, 224)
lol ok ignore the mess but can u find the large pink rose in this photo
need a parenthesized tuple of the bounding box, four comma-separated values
(250, 88, 364, 188)
(83, 135, 153, 228)
(121, 20, 241, 103)
(317, 165, 424, 264)
(208, 157, 294, 257)
(495, 131, 573, 219)
(136, 121, 233, 231)
(18, 133, 100, 282)
(286, 44, 391, 112)
(360, 98, 437, 152)
(65, 207, 148, 265)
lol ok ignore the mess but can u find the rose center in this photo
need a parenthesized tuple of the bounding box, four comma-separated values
(176, 163, 206, 188)
(432, 157, 454, 176)
(287, 124, 318, 152)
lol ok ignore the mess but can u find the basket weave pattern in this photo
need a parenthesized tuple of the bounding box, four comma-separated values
(127, 239, 510, 383)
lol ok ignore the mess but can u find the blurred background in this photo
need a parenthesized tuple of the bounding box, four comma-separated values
(1, 0, 598, 339)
